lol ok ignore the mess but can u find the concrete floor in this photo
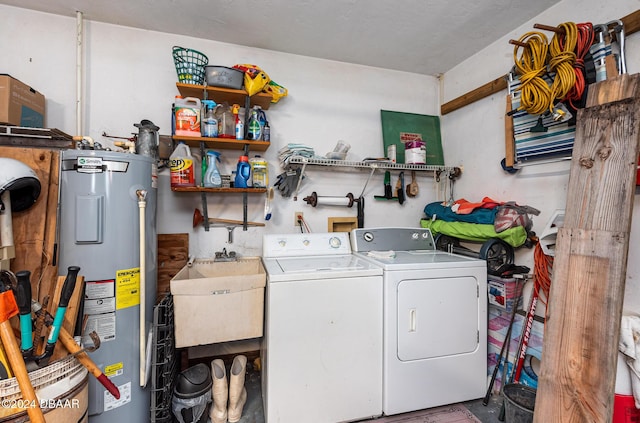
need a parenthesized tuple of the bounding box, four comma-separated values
(232, 363, 517, 423)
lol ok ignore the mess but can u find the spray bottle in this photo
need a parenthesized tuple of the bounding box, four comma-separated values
(203, 151, 223, 188)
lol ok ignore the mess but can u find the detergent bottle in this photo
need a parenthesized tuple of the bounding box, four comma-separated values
(249, 155, 268, 188)
(247, 108, 262, 141)
(169, 142, 195, 187)
(234, 156, 251, 188)
(174, 96, 201, 137)
(203, 150, 223, 188)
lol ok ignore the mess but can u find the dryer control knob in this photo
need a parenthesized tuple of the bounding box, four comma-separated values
(363, 232, 374, 242)
(412, 232, 419, 239)
(329, 236, 342, 248)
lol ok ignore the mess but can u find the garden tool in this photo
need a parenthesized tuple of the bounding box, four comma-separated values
(35, 265, 80, 366)
(374, 171, 397, 201)
(0, 274, 45, 422)
(14, 270, 34, 360)
(396, 172, 406, 205)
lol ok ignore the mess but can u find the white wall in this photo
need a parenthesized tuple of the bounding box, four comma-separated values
(0, 4, 441, 258)
(441, 0, 640, 312)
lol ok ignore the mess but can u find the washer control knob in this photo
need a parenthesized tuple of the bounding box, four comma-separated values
(363, 232, 374, 242)
(412, 232, 419, 240)
(303, 239, 310, 246)
(278, 240, 286, 247)
(329, 236, 342, 248)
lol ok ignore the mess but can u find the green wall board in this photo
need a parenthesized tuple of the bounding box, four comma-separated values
(381, 110, 444, 165)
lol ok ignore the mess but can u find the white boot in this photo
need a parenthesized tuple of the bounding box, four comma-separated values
(227, 355, 247, 423)
(210, 359, 228, 423)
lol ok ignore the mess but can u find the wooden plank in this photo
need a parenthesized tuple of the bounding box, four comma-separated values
(157, 233, 189, 300)
(0, 147, 54, 297)
(441, 9, 640, 115)
(504, 95, 515, 167)
(534, 73, 640, 423)
(440, 75, 507, 115)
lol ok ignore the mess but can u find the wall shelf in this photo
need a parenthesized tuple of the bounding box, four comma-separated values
(172, 135, 270, 152)
(171, 187, 267, 193)
(176, 83, 273, 110)
(286, 156, 460, 173)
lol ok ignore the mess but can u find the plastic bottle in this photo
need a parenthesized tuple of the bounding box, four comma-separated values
(170, 142, 195, 187)
(263, 121, 270, 142)
(202, 100, 218, 138)
(246, 109, 261, 140)
(215, 103, 235, 139)
(233, 104, 244, 140)
(203, 150, 223, 188)
(234, 156, 251, 188)
(249, 155, 268, 188)
(174, 96, 201, 137)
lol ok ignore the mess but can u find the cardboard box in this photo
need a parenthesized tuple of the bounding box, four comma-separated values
(0, 74, 45, 127)
(170, 258, 266, 348)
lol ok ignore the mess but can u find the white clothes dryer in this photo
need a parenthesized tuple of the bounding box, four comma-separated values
(262, 232, 383, 423)
(351, 227, 487, 416)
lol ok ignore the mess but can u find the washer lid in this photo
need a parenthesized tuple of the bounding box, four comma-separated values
(355, 250, 485, 271)
(263, 254, 382, 281)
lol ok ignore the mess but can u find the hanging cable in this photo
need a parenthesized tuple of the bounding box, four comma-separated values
(513, 32, 551, 115)
(533, 242, 553, 306)
(563, 22, 594, 109)
(548, 22, 578, 113)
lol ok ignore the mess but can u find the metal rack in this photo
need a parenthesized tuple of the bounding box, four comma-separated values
(285, 156, 462, 200)
(150, 294, 178, 423)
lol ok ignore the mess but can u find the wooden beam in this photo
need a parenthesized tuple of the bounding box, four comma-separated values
(533, 74, 640, 423)
(440, 9, 640, 115)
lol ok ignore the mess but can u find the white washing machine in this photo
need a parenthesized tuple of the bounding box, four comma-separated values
(261, 232, 383, 423)
(351, 227, 487, 416)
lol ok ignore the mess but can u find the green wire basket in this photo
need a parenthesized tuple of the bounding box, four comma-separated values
(172, 46, 209, 85)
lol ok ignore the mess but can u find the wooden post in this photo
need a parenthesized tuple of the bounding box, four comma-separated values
(534, 74, 640, 422)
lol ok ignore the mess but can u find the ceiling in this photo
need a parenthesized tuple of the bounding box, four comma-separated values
(2, 0, 559, 75)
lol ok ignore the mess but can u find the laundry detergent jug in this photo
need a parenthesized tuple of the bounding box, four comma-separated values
(234, 156, 251, 188)
(170, 141, 195, 187)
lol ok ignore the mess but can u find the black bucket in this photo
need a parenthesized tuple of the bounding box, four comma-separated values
(503, 383, 536, 423)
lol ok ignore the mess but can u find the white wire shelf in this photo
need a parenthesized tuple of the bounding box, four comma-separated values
(286, 156, 460, 173)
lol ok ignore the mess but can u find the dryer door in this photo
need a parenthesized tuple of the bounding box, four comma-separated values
(397, 276, 479, 361)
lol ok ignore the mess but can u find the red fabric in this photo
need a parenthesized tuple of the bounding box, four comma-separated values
(0, 291, 18, 322)
(452, 197, 503, 215)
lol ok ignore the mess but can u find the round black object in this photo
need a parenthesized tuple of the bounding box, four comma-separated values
(174, 363, 212, 399)
(4, 176, 41, 212)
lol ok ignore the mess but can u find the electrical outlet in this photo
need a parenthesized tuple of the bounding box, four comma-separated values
(294, 211, 304, 226)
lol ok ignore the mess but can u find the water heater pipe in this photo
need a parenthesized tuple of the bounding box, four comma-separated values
(136, 189, 147, 387)
(0, 191, 15, 269)
(76, 11, 83, 136)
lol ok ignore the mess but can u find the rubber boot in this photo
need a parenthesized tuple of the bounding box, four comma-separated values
(227, 355, 247, 423)
(210, 359, 228, 423)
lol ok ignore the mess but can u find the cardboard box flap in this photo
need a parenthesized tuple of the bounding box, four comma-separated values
(170, 257, 266, 296)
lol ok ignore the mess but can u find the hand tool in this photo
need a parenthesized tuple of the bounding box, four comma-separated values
(0, 339, 11, 379)
(374, 171, 398, 201)
(36, 266, 80, 366)
(0, 276, 45, 422)
(482, 279, 523, 405)
(57, 326, 121, 399)
(406, 170, 419, 197)
(31, 295, 49, 356)
(14, 270, 34, 360)
(396, 172, 405, 205)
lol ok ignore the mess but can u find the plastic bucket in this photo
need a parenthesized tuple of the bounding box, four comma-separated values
(503, 383, 536, 423)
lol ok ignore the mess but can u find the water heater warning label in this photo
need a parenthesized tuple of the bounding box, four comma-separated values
(116, 267, 140, 310)
(104, 381, 131, 411)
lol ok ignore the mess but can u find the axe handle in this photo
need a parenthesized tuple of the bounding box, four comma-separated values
(0, 320, 45, 422)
